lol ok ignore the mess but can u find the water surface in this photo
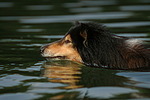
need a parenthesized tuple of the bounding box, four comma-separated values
(0, 0, 150, 100)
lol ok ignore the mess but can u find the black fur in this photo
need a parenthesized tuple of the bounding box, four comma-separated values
(68, 22, 150, 69)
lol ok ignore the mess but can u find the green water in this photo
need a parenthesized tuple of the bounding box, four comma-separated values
(0, 0, 150, 100)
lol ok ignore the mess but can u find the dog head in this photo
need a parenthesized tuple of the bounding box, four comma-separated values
(41, 22, 112, 64)
(40, 33, 82, 63)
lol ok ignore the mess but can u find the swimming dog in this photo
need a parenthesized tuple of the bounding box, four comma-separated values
(41, 22, 150, 69)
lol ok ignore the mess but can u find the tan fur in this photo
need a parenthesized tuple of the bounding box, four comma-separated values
(42, 35, 82, 63)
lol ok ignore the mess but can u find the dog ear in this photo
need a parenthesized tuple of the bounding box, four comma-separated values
(80, 30, 88, 47)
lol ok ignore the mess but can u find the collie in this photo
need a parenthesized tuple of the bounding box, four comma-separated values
(41, 22, 150, 69)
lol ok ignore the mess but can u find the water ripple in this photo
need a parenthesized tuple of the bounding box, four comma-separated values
(120, 5, 150, 11)
(105, 22, 150, 28)
(0, 2, 13, 8)
(25, 5, 53, 10)
(0, 39, 31, 42)
(19, 12, 133, 24)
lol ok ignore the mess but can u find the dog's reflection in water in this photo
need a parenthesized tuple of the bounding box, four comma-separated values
(41, 60, 83, 89)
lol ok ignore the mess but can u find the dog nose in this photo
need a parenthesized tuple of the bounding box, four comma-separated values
(40, 44, 49, 53)
(40, 45, 45, 53)
(40, 46, 43, 53)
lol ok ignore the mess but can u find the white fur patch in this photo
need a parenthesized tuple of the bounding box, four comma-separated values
(125, 39, 143, 48)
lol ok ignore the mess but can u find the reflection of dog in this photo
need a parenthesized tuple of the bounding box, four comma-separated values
(41, 22, 150, 69)
(41, 60, 82, 89)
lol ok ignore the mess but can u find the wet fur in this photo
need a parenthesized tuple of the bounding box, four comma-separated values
(41, 22, 150, 70)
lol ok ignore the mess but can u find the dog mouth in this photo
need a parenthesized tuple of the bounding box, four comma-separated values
(44, 56, 66, 60)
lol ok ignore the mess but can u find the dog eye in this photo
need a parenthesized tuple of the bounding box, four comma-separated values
(64, 40, 71, 44)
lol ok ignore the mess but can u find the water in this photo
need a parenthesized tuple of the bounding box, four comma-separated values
(0, 0, 150, 100)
